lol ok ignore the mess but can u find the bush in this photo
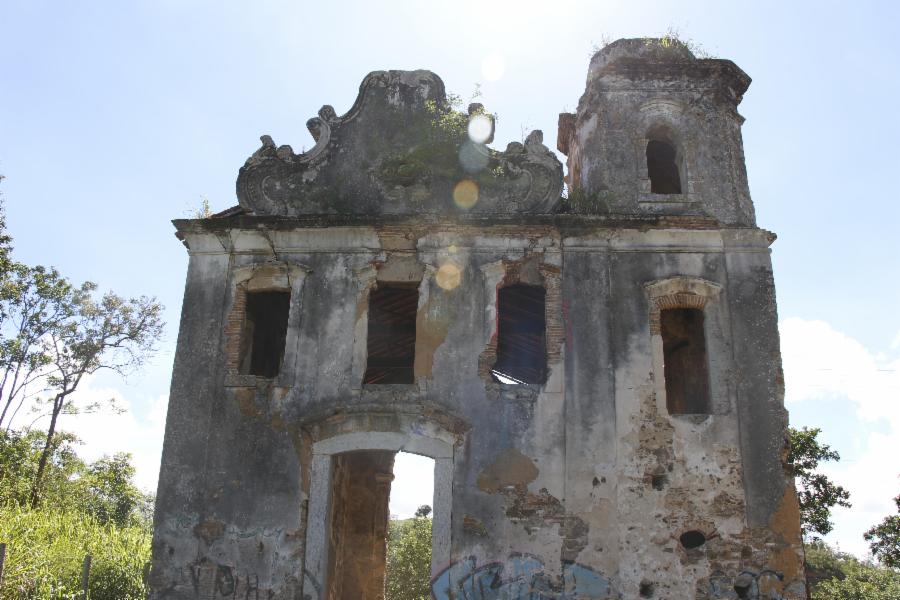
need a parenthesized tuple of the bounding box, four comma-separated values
(811, 559, 900, 600)
(0, 504, 151, 599)
(805, 539, 900, 600)
(0, 429, 153, 528)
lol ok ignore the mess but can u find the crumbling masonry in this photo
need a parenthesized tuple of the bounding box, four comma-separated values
(150, 39, 807, 599)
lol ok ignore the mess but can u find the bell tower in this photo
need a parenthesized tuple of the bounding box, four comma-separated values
(558, 38, 755, 225)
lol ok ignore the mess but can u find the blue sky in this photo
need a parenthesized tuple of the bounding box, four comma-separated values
(1, 0, 898, 558)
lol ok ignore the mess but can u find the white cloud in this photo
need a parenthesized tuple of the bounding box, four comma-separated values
(780, 318, 900, 557)
(781, 319, 899, 425)
(15, 374, 169, 493)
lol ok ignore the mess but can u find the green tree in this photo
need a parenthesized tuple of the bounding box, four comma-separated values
(0, 428, 153, 598)
(0, 179, 155, 598)
(0, 200, 164, 507)
(0, 428, 84, 508)
(29, 287, 163, 507)
(0, 175, 11, 275)
(865, 493, 900, 568)
(788, 426, 851, 537)
(385, 511, 433, 600)
(805, 540, 900, 599)
(811, 558, 900, 600)
(0, 175, 79, 429)
(0, 428, 152, 527)
(76, 452, 154, 528)
(0, 264, 80, 428)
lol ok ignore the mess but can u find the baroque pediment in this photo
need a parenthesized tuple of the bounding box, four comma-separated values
(236, 70, 563, 216)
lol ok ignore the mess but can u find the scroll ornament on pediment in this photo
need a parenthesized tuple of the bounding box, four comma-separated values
(236, 70, 563, 217)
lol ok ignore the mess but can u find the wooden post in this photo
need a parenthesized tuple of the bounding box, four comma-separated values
(80, 554, 92, 599)
(0, 542, 6, 589)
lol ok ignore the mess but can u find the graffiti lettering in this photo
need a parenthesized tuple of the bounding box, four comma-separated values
(430, 553, 617, 600)
(189, 561, 273, 599)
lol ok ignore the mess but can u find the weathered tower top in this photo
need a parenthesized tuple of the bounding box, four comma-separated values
(558, 38, 755, 226)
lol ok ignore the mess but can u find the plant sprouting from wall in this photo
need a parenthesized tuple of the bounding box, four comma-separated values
(380, 88, 501, 189)
(646, 27, 715, 59)
(560, 185, 611, 214)
(194, 197, 212, 219)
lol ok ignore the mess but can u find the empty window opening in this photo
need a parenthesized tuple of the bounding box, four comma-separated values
(326, 450, 434, 600)
(240, 290, 290, 377)
(492, 284, 547, 384)
(363, 284, 419, 384)
(647, 139, 682, 194)
(661, 308, 711, 414)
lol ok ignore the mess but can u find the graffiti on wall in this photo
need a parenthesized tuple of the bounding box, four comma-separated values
(430, 554, 617, 600)
(190, 560, 274, 600)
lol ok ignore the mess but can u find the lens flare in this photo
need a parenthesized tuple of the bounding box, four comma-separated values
(467, 114, 493, 144)
(481, 53, 506, 82)
(453, 179, 479, 209)
(459, 140, 489, 174)
(436, 262, 461, 291)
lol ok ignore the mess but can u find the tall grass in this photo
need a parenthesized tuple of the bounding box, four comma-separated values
(0, 505, 151, 599)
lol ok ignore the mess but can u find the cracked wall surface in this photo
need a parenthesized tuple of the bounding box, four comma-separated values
(150, 38, 805, 600)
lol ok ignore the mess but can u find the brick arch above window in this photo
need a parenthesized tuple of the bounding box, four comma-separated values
(644, 277, 725, 417)
(645, 276, 722, 334)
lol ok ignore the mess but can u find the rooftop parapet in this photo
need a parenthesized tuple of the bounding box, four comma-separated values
(587, 38, 750, 104)
(235, 70, 563, 218)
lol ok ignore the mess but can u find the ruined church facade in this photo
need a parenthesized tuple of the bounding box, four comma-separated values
(150, 39, 807, 599)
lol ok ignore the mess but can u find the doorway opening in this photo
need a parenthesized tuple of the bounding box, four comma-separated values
(325, 450, 435, 600)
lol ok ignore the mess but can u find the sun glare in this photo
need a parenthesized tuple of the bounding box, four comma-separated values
(481, 53, 506, 82)
(467, 114, 493, 144)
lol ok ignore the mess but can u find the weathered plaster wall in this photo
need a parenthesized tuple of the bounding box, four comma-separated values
(151, 221, 804, 600)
